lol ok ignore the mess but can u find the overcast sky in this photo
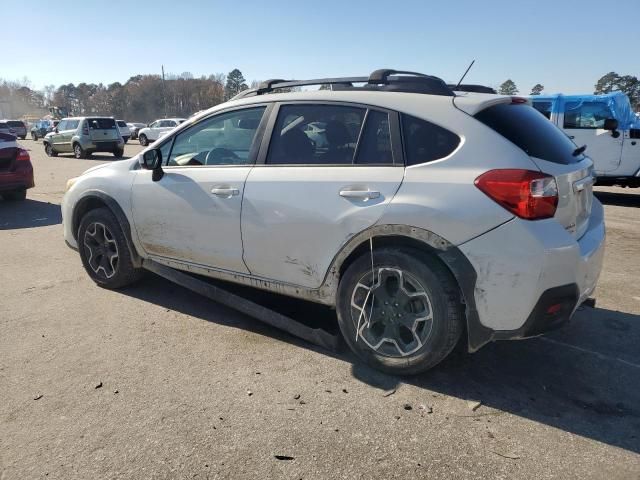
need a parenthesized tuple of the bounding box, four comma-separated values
(4, 0, 638, 94)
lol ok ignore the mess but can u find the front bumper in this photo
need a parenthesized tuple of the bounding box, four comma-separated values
(460, 198, 605, 346)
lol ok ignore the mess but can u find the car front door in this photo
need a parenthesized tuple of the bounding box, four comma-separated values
(131, 105, 269, 273)
(59, 119, 79, 152)
(241, 103, 405, 288)
(50, 120, 67, 151)
(562, 100, 623, 173)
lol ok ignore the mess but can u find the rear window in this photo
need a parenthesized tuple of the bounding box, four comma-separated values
(475, 103, 583, 164)
(87, 118, 116, 129)
(6, 121, 24, 127)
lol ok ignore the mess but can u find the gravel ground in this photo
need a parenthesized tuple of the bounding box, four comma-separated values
(1, 139, 639, 479)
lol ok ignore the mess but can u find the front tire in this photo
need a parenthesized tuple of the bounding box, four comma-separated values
(78, 208, 143, 289)
(138, 134, 148, 146)
(44, 142, 57, 157)
(336, 248, 463, 375)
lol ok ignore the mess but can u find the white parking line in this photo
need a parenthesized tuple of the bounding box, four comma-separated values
(539, 337, 640, 370)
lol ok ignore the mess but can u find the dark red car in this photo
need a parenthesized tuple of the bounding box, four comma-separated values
(0, 133, 34, 201)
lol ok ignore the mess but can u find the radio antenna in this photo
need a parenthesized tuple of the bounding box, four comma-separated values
(454, 60, 475, 90)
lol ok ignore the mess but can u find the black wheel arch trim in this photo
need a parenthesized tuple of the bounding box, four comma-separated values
(72, 191, 142, 268)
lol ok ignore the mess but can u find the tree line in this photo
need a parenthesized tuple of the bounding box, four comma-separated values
(498, 72, 640, 108)
(1, 69, 638, 122)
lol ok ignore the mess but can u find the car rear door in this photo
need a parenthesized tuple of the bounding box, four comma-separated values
(241, 102, 405, 288)
(131, 105, 269, 273)
(87, 118, 120, 144)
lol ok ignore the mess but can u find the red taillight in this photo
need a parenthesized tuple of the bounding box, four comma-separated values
(16, 148, 30, 162)
(475, 169, 558, 220)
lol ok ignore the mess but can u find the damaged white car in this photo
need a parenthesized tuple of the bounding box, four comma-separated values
(62, 69, 605, 375)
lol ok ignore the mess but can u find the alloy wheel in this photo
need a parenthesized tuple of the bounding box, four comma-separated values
(350, 268, 434, 357)
(83, 222, 119, 279)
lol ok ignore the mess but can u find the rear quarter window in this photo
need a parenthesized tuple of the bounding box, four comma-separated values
(475, 103, 582, 165)
(401, 114, 460, 166)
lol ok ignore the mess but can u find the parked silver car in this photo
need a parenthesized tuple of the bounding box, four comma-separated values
(43, 117, 125, 159)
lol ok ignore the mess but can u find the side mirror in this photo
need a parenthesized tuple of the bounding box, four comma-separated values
(603, 118, 619, 131)
(54, 127, 59, 133)
(142, 148, 162, 169)
(141, 148, 164, 181)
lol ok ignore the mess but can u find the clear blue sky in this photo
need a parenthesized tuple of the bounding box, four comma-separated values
(3, 0, 638, 94)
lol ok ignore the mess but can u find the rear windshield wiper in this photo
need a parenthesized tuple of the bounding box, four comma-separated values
(573, 145, 587, 157)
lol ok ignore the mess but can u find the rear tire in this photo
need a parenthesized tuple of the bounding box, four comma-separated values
(78, 207, 143, 289)
(2, 189, 27, 201)
(19, 136, 26, 140)
(31, 132, 37, 141)
(336, 247, 464, 375)
(113, 148, 124, 158)
(139, 134, 148, 146)
(73, 143, 87, 159)
(44, 142, 57, 157)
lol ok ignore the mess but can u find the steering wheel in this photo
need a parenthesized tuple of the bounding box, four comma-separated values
(204, 148, 239, 165)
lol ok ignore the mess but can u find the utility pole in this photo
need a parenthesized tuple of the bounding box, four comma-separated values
(161, 65, 167, 117)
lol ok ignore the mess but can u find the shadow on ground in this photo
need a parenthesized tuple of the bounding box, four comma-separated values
(594, 190, 640, 207)
(121, 274, 640, 455)
(0, 199, 62, 229)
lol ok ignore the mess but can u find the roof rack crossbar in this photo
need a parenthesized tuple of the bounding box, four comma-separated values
(367, 69, 431, 84)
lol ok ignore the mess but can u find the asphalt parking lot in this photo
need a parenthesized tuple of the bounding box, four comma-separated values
(1, 139, 639, 479)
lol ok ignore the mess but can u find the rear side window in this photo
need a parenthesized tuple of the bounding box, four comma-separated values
(88, 118, 116, 129)
(401, 114, 460, 166)
(267, 104, 365, 165)
(355, 110, 393, 164)
(475, 103, 582, 165)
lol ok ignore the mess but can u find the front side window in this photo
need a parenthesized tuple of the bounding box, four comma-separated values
(57, 120, 68, 131)
(532, 101, 552, 119)
(564, 101, 613, 129)
(164, 106, 266, 167)
(149, 121, 159, 128)
(402, 114, 460, 166)
(267, 104, 365, 165)
(66, 120, 80, 130)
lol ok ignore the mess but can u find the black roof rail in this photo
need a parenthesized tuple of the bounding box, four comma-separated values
(448, 84, 497, 94)
(231, 69, 454, 100)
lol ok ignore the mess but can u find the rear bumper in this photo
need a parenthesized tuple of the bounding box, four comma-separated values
(0, 168, 35, 192)
(460, 198, 605, 349)
(83, 140, 124, 152)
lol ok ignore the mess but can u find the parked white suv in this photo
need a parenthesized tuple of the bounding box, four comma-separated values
(137, 118, 186, 146)
(61, 70, 605, 375)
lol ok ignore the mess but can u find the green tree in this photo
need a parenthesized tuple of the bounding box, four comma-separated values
(224, 69, 248, 100)
(498, 79, 518, 95)
(594, 72, 621, 94)
(530, 83, 544, 95)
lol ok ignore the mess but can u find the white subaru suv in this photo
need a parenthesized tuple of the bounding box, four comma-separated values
(62, 70, 605, 375)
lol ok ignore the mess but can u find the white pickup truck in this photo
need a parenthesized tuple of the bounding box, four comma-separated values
(531, 92, 640, 187)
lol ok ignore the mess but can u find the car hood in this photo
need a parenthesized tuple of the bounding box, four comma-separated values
(81, 157, 139, 177)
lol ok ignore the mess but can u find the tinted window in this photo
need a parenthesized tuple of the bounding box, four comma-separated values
(564, 101, 613, 129)
(532, 101, 552, 119)
(88, 118, 116, 129)
(355, 110, 393, 164)
(165, 107, 265, 166)
(66, 120, 79, 130)
(6, 121, 24, 127)
(117, 121, 127, 127)
(402, 114, 460, 165)
(267, 104, 365, 165)
(475, 103, 582, 164)
(0, 122, 8, 129)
